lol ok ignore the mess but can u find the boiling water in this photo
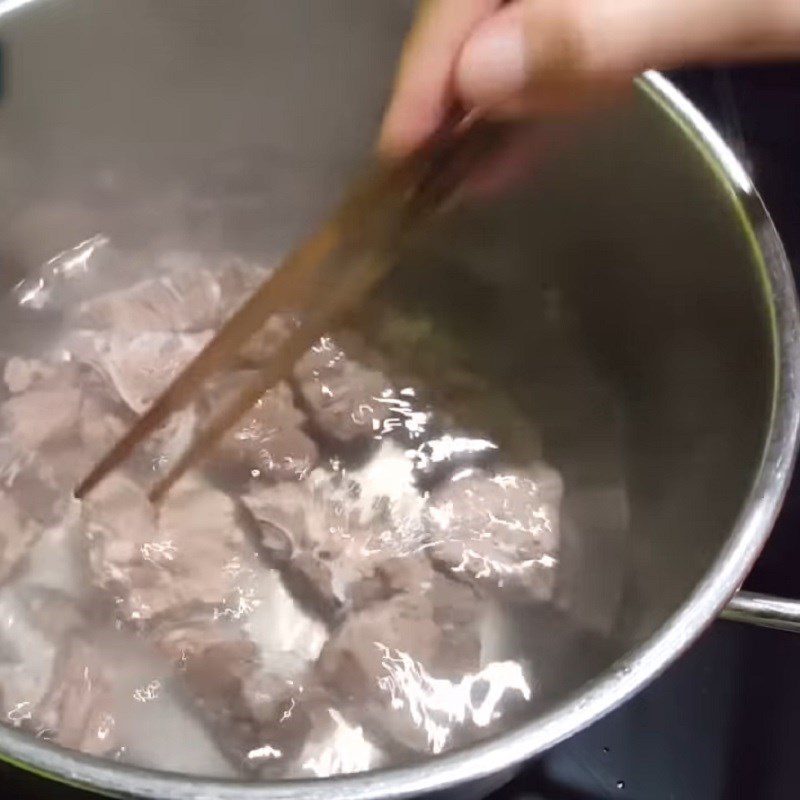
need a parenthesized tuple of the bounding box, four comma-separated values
(0, 235, 627, 779)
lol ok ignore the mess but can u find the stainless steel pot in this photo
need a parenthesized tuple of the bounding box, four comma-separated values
(0, 1, 798, 798)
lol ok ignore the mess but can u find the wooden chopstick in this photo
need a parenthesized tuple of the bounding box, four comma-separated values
(75, 115, 508, 501)
(148, 248, 390, 503)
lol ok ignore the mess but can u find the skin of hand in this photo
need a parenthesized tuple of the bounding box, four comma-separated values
(380, 0, 800, 158)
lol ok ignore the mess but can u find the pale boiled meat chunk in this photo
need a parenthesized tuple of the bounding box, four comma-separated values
(0, 590, 62, 728)
(72, 255, 268, 335)
(2, 386, 82, 452)
(0, 492, 42, 586)
(110, 663, 238, 779)
(77, 393, 128, 457)
(242, 479, 374, 617)
(13, 501, 87, 631)
(211, 379, 318, 483)
(233, 314, 296, 368)
(293, 336, 394, 444)
(47, 330, 206, 485)
(2, 356, 88, 400)
(157, 623, 318, 773)
(148, 252, 269, 326)
(215, 257, 270, 321)
(77, 330, 212, 415)
(428, 464, 562, 602)
(153, 563, 328, 774)
(39, 620, 242, 779)
(0, 354, 131, 495)
(81, 475, 157, 621)
(317, 567, 530, 755)
(36, 391, 131, 494)
(73, 266, 222, 334)
(241, 443, 428, 618)
(3, 357, 59, 394)
(82, 475, 247, 623)
(317, 584, 440, 752)
(0, 502, 89, 731)
(33, 637, 117, 757)
(0, 455, 62, 531)
(69, 326, 318, 483)
(0, 375, 87, 572)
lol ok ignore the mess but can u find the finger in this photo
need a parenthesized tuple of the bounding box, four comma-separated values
(455, 0, 800, 114)
(379, 0, 502, 157)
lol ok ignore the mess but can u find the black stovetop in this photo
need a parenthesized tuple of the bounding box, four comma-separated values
(2, 66, 800, 800)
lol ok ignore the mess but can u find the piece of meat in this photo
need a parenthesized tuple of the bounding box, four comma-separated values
(3, 357, 58, 394)
(0, 538, 88, 735)
(0, 348, 128, 492)
(428, 464, 562, 601)
(111, 663, 239, 779)
(215, 258, 269, 321)
(157, 624, 316, 772)
(0, 491, 42, 586)
(151, 562, 327, 773)
(72, 255, 270, 336)
(362, 307, 544, 464)
(2, 387, 82, 451)
(241, 445, 428, 618)
(0, 432, 70, 545)
(0, 356, 124, 512)
(41, 330, 208, 484)
(318, 590, 438, 753)
(82, 475, 246, 623)
(10, 498, 88, 634)
(35, 390, 132, 494)
(82, 331, 212, 415)
(317, 569, 525, 755)
(212, 379, 318, 482)
(73, 266, 222, 334)
(0, 590, 62, 728)
(78, 393, 128, 457)
(33, 637, 117, 756)
(60, 330, 213, 481)
(242, 479, 367, 617)
(233, 314, 296, 368)
(294, 336, 394, 444)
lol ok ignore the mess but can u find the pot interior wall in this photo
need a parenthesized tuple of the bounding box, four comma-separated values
(0, 0, 773, 761)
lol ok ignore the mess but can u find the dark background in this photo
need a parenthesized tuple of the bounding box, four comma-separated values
(1, 66, 799, 800)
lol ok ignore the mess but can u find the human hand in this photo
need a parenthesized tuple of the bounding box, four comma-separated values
(380, 0, 800, 158)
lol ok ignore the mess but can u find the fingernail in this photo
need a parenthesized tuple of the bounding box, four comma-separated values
(458, 18, 529, 107)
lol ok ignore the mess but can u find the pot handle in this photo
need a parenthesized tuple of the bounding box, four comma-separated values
(721, 590, 800, 633)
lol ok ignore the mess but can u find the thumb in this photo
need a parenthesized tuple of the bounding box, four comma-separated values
(455, 0, 800, 113)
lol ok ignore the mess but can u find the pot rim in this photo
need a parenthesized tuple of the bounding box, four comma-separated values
(0, 71, 798, 800)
